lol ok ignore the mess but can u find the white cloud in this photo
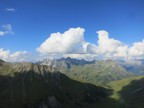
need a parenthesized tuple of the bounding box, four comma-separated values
(37, 28, 144, 61)
(96, 30, 128, 59)
(97, 30, 121, 54)
(37, 27, 85, 54)
(0, 31, 5, 36)
(0, 48, 29, 62)
(9, 51, 29, 62)
(1, 25, 143, 61)
(5, 8, 16, 12)
(128, 40, 144, 60)
(31, 27, 143, 61)
(81, 30, 128, 59)
(0, 24, 14, 36)
(82, 42, 98, 54)
(0, 48, 10, 60)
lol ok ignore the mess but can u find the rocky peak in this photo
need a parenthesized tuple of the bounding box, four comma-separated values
(11, 62, 56, 73)
(37, 57, 96, 70)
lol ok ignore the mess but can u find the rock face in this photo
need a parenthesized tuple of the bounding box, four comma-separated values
(37, 57, 95, 69)
(0, 60, 112, 108)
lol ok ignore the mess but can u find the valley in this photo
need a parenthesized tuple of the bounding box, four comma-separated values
(0, 58, 144, 108)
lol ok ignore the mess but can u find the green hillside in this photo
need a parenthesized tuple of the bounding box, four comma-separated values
(108, 76, 144, 108)
(64, 60, 133, 85)
(0, 60, 116, 108)
(1, 59, 144, 108)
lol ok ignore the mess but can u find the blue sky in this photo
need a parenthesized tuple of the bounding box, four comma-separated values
(0, 0, 144, 61)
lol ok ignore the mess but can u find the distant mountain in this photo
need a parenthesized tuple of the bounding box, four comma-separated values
(37, 57, 95, 69)
(38, 58, 133, 85)
(38, 58, 144, 76)
(118, 59, 144, 75)
(0, 59, 113, 108)
(0, 59, 144, 108)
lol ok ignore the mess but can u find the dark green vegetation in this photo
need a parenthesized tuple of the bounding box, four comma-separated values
(1, 59, 144, 108)
(108, 76, 144, 108)
(65, 60, 133, 85)
(119, 77, 144, 108)
(0, 60, 116, 108)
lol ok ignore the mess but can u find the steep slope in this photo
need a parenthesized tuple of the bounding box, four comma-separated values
(37, 57, 95, 70)
(108, 76, 144, 108)
(67, 60, 133, 85)
(0, 60, 114, 108)
(118, 77, 144, 108)
(38, 58, 133, 85)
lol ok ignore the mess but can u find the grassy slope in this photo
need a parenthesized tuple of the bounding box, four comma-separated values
(108, 76, 144, 108)
(64, 62, 132, 85)
(108, 76, 144, 99)
(1, 60, 144, 108)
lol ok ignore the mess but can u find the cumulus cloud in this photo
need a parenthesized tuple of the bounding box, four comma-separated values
(97, 30, 121, 54)
(5, 8, 16, 12)
(0, 24, 14, 36)
(0, 48, 29, 62)
(80, 30, 128, 59)
(128, 40, 144, 60)
(0, 48, 10, 60)
(37, 27, 85, 54)
(1, 25, 143, 61)
(82, 42, 98, 54)
(9, 51, 29, 62)
(96, 30, 128, 59)
(37, 27, 144, 61)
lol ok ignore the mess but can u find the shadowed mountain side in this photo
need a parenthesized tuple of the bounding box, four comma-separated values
(0, 60, 118, 108)
(118, 78, 144, 108)
(0, 71, 116, 108)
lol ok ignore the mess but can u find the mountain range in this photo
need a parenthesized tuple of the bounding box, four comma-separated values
(38, 58, 135, 85)
(0, 58, 144, 108)
(0, 59, 115, 108)
(38, 57, 144, 75)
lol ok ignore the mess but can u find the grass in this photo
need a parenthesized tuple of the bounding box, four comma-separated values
(108, 76, 144, 100)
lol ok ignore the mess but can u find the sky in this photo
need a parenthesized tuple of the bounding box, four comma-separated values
(0, 0, 144, 62)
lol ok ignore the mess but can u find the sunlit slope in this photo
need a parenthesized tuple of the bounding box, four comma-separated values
(108, 76, 144, 108)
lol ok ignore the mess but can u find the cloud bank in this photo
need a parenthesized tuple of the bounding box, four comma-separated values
(37, 27, 144, 61)
(0, 48, 29, 62)
(1, 27, 144, 62)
